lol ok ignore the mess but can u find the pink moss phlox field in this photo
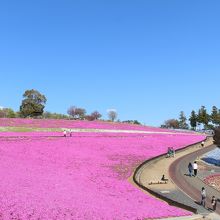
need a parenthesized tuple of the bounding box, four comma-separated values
(0, 120, 206, 219)
(0, 118, 182, 132)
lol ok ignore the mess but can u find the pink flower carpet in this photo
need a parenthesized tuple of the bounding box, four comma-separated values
(0, 118, 177, 132)
(0, 119, 205, 219)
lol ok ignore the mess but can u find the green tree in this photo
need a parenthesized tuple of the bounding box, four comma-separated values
(211, 106, 220, 126)
(218, 109, 220, 125)
(0, 108, 16, 118)
(214, 127, 220, 146)
(179, 111, 189, 129)
(197, 106, 210, 129)
(122, 120, 141, 125)
(189, 110, 197, 130)
(6, 108, 16, 118)
(20, 89, 47, 118)
(43, 111, 68, 119)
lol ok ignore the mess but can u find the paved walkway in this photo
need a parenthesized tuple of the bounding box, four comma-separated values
(133, 137, 220, 220)
(158, 212, 220, 220)
(170, 143, 220, 215)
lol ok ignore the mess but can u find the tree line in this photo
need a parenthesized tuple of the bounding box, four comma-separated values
(161, 106, 220, 130)
(0, 89, 141, 124)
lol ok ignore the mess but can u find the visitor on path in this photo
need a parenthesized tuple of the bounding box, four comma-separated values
(166, 147, 175, 158)
(201, 141, 205, 147)
(69, 129, 72, 137)
(188, 162, 193, 177)
(200, 187, 206, 207)
(211, 196, 217, 211)
(63, 130, 67, 137)
(171, 147, 175, 157)
(193, 161, 198, 176)
(167, 147, 172, 157)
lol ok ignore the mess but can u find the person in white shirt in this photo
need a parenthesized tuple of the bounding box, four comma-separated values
(193, 161, 198, 176)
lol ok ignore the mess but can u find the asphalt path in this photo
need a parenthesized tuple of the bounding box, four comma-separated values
(169, 144, 220, 215)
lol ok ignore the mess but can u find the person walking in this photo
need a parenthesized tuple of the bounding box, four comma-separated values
(201, 141, 205, 147)
(211, 196, 217, 211)
(193, 161, 198, 177)
(200, 187, 206, 207)
(188, 162, 193, 177)
(63, 130, 67, 137)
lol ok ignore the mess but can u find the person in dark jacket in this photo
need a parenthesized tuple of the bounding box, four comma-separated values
(200, 187, 206, 207)
(211, 196, 217, 211)
(188, 162, 193, 177)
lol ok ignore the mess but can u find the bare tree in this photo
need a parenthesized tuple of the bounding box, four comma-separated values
(91, 111, 102, 120)
(67, 106, 77, 119)
(163, 119, 179, 129)
(76, 108, 86, 119)
(67, 106, 86, 119)
(107, 109, 117, 122)
(85, 115, 96, 121)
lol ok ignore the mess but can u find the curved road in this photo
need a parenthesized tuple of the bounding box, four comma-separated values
(169, 144, 220, 214)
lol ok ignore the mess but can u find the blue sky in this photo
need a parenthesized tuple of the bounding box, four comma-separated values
(0, 1, 220, 126)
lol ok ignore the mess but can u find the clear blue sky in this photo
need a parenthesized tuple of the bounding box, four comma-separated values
(1, 0, 220, 126)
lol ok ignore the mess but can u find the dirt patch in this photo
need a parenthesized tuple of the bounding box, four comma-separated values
(204, 175, 220, 191)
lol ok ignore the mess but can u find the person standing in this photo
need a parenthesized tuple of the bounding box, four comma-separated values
(63, 130, 67, 137)
(211, 196, 217, 211)
(188, 162, 193, 177)
(193, 161, 198, 177)
(200, 187, 206, 207)
(201, 141, 205, 147)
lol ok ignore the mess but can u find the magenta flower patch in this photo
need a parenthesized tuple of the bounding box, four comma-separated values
(0, 119, 205, 219)
(0, 118, 183, 132)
